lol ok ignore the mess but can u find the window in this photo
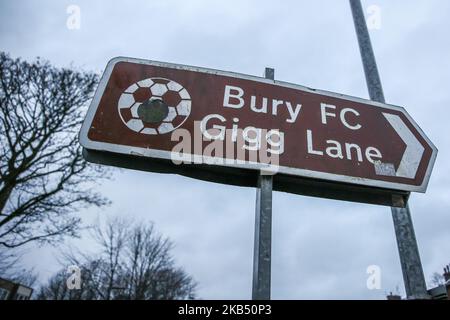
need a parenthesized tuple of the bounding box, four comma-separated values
(0, 288, 10, 300)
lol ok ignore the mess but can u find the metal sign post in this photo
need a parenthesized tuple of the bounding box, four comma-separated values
(349, 0, 429, 299)
(252, 68, 274, 300)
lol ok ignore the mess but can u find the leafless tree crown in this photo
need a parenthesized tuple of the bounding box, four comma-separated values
(0, 52, 109, 248)
(37, 219, 197, 300)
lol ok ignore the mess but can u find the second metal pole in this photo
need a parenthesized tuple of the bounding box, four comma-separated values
(349, 0, 429, 299)
(252, 67, 274, 300)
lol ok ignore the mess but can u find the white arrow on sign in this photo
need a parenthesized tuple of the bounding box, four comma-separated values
(383, 113, 424, 179)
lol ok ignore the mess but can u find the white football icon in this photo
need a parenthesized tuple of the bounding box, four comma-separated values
(117, 77, 191, 135)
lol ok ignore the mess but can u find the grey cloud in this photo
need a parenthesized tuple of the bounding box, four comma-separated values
(2, 0, 449, 299)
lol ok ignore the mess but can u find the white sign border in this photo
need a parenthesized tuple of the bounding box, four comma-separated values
(79, 56, 438, 193)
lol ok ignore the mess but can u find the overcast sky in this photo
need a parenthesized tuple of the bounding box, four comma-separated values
(1, 0, 449, 299)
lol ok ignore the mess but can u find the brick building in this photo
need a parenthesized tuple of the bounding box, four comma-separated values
(387, 264, 450, 300)
(0, 278, 33, 300)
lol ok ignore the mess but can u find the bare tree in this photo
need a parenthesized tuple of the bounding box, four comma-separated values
(0, 249, 18, 275)
(37, 218, 197, 300)
(0, 248, 37, 290)
(430, 272, 445, 287)
(0, 52, 109, 248)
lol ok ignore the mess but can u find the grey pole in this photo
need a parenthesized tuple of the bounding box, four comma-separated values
(349, 0, 429, 299)
(252, 67, 274, 300)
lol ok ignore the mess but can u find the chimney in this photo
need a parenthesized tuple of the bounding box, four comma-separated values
(443, 265, 450, 282)
(444, 265, 450, 300)
(386, 292, 401, 300)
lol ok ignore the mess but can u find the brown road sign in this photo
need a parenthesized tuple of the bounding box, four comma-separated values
(79, 57, 437, 203)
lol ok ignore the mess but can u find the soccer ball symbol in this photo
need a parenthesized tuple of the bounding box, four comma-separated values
(117, 77, 191, 135)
